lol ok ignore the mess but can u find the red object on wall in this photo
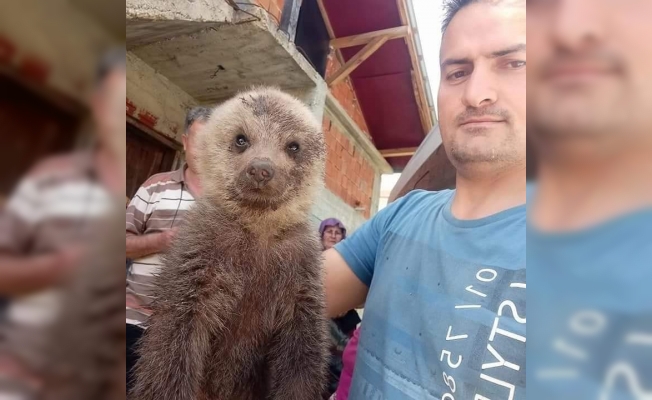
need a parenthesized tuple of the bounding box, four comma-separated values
(126, 99, 137, 116)
(137, 110, 159, 129)
(0, 36, 17, 64)
(18, 55, 51, 84)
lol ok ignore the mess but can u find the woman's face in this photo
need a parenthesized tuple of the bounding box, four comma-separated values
(322, 226, 343, 250)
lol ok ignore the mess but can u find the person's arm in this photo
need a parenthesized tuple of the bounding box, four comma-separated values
(126, 229, 175, 259)
(125, 178, 173, 259)
(324, 249, 368, 318)
(324, 191, 417, 319)
(0, 249, 79, 296)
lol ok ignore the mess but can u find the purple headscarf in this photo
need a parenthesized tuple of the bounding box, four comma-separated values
(318, 217, 347, 240)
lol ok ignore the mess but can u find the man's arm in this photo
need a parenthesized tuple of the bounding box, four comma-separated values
(323, 249, 368, 318)
(0, 249, 78, 296)
(126, 229, 174, 260)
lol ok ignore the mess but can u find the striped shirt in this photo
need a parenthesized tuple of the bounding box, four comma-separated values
(0, 151, 113, 366)
(126, 165, 195, 326)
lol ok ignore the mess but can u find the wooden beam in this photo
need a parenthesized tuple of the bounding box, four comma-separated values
(316, 0, 345, 66)
(380, 147, 418, 158)
(397, 0, 433, 134)
(330, 26, 410, 49)
(327, 36, 389, 87)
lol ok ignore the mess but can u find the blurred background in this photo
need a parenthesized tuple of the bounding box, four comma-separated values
(0, 0, 124, 197)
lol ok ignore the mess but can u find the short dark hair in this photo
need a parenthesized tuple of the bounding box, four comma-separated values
(442, 0, 519, 33)
(442, 0, 477, 33)
(96, 47, 126, 85)
(184, 106, 212, 134)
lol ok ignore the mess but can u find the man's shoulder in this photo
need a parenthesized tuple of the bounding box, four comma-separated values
(139, 170, 180, 192)
(26, 151, 90, 184)
(388, 189, 454, 215)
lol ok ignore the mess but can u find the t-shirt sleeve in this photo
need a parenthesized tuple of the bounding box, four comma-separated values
(334, 191, 419, 287)
(126, 183, 154, 236)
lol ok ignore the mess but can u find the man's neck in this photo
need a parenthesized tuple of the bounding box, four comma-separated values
(183, 166, 202, 198)
(451, 163, 526, 220)
(531, 141, 652, 232)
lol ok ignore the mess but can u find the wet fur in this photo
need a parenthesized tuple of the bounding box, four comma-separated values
(131, 88, 328, 400)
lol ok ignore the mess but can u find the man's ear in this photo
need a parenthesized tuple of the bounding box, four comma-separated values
(181, 134, 188, 152)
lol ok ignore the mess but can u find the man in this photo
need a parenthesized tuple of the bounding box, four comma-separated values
(125, 106, 211, 389)
(527, 0, 652, 398)
(324, 0, 526, 398)
(0, 48, 125, 390)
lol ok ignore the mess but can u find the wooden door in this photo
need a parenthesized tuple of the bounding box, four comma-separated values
(126, 123, 177, 199)
(0, 73, 82, 196)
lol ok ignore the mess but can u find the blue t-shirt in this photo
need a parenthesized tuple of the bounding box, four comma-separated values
(528, 207, 652, 400)
(335, 190, 526, 400)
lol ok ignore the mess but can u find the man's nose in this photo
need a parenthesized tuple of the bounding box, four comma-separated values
(462, 65, 498, 109)
(554, 0, 607, 52)
(247, 159, 275, 185)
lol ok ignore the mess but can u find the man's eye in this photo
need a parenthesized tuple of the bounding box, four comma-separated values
(448, 70, 467, 80)
(507, 60, 526, 69)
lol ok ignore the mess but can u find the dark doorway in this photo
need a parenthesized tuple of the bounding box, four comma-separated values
(0, 71, 83, 196)
(126, 121, 178, 199)
(295, 0, 330, 78)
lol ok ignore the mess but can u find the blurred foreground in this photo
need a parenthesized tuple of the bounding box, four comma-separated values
(528, 0, 652, 399)
(0, 1, 125, 398)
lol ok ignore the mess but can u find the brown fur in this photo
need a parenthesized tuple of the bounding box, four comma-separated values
(131, 88, 329, 400)
(36, 207, 127, 400)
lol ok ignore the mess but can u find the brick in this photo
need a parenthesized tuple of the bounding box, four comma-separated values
(336, 132, 344, 146)
(257, 0, 271, 11)
(326, 177, 337, 192)
(352, 162, 361, 177)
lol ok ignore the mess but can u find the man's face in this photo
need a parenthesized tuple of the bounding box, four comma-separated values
(438, 1, 526, 172)
(92, 69, 126, 154)
(183, 120, 206, 171)
(528, 0, 652, 142)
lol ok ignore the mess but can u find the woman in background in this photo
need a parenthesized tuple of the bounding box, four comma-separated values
(319, 218, 361, 399)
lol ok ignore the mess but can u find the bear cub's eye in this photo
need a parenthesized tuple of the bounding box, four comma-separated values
(235, 135, 249, 148)
(287, 142, 300, 153)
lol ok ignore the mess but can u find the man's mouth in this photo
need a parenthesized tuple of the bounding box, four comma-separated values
(459, 117, 506, 127)
(542, 62, 621, 84)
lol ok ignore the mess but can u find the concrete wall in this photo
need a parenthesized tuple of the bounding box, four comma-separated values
(126, 0, 234, 23)
(0, 1, 119, 104)
(126, 51, 198, 142)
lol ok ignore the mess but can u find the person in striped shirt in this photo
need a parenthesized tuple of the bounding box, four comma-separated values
(125, 106, 211, 391)
(0, 48, 126, 395)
